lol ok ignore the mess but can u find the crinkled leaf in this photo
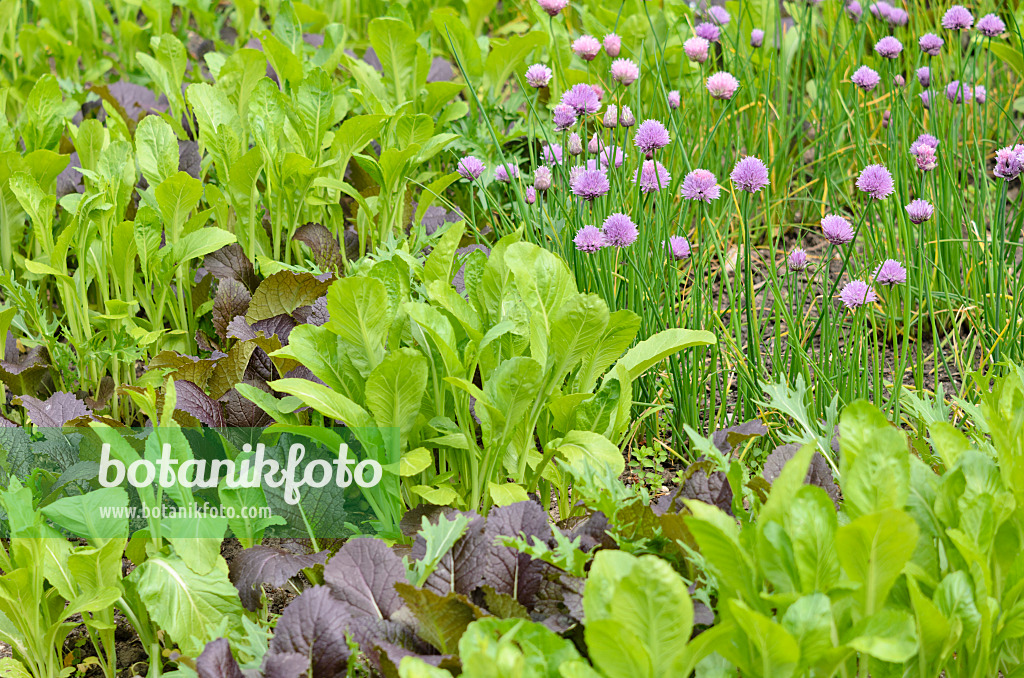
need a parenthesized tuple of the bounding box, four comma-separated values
(483, 501, 549, 605)
(394, 583, 488, 655)
(267, 586, 352, 677)
(205, 243, 259, 292)
(213, 279, 252, 340)
(228, 545, 330, 611)
(16, 391, 92, 427)
(173, 379, 225, 427)
(324, 537, 405, 619)
(247, 271, 332, 324)
(196, 638, 245, 678)
(293, 222, 342, 271)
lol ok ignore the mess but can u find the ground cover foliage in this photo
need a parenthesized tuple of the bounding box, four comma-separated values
(2, 0, 1024, 675)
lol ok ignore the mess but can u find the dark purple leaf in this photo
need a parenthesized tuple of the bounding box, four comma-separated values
(303, 33, 325, 48)
(421, 206, 448, 236)
(323, 537, 405, 620)
(226, 316, 258, 342)
(179, 140, 201, 179)
(220, 387, 274, 428)
(196, 638, 244, 678)
(292, 296, 329, 327)
(267, 586, 351, 677)
(362, 48, 383, 72)
(261, 653, 308, 678)
(17, 392, 92, 428)
(764, 444, 841, 509)
(682, 468, 733, 515)
(213, 279, 252, 341)
(411, 512, 488, 597)
(426, 58, 454, 82)
(173, 380, 226, 428)
(56, 152, 83, 198)
(253, 314, 296, 344)
(482, 501, 549, 605)
(711, 419, 768, 455)
(293, 223, 342, 272)
(96, 81, 167, 121)
(205, 244, 259, 292)
(560, 511, 612, 552)
(228, 545, 330, 611)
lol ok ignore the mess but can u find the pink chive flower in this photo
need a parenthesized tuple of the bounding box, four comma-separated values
(567, 133, 583, 156)
(919, 33, 944, 56)
(857, 164, 894, 200)
(525, 186, 537, 204)
(602, 213, 638, 247)
(684, 36, 710, 63)
(730, 156, 770, 193)
(915, 146, 938, 171)
(851, 65, 881, 91)
(681, 169, 721, 202)
(847, 1, 863, 20)
(633, 160, 671, 193)
(669, 235, 691, 260)
(495, 163, 519, 183)
(572, 35, 602, 61)
(525, 64, 553, 88)
(588, 133, 602, 155)
(945, 80, 971, 103)
(822, 214, 855, 244)
(708, 5, 731, 25)
(905, 199, 933, 224)
(574, 225, 605, 252)
(941, 5, 973, 30)
(695, 22, 720, 43)
(543, 143, 563, 165)
(620, 106, 635, 127)
(534, 166, 552, 191)
(919, 90, 934, 108)
(537, 0, 568, 16)
(457, 156, 485, 180)
(603, 33, 622, 57)
(917, 66, 931, 87)
(561, 83, 600, 115)
(602, 105, 618, 128)
(875, 36, 903, 58)
(994, 145, 1024, 180)
(553, 103, 577, 131)
(600, 146, 626, 168)
(873, 259, 906, 286)
(977, 14, 1006, 37)
(789, 248, 809, 270)
(633, 119, 671, 153)
(571, 168, 610, 200)
(893, 74, 905, 88)
(911, 133, 939, 153)
(974, 85, 987, 104)
(887, 7, 908, 25)
(838, 280, 878, 308)
(706, 71, 739, 100)
(611, 58, 640, 86)
(668, 90, 681, 109)
(751, 29, 765, 47)
(882, 110, 891, 128)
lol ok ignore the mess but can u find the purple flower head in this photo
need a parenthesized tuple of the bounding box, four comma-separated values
(525, 64, 553, 88)
(495, 163, 519, 183)
(574, 224, 605, 252)
(873, 259, 906, 286)
(822, 214, 855, 244)
(611, 58, 640, 86)
(977, 14, 1006, 37)
(668, 90, 681, 109)
(751, 29, 765, 47)
(851, 65, 881, 92)
(537, 0, 568, 17)
(945, 80, 971, 103)
(915, 146, 938, 171)
(882, 109, 891, 128)
(905, 199, 933, 224)
(633, 119, 671, 153)
(603, 105, 618, 128)
(571, 167, 610, 200)
(920, 90, 934, 108)
(916, 66, 931, 87)
(603, 33, 622, 57)
(457, 156, 485, 181)
(994, 145, 1024, 180)
(553, 103, 577, 131)
(919, 33, 944, 56)
(587, 133, 602, 155)
(602, 213, 638, 247)
(681, 169, 721, 203)
(887, 7, 908, 26)
(875, 36, 903, 58)
(633, 160, 671, 193)
(525, 186, 537, 204)
(708, 5, 731, 25)
(561, 83, 600, 115)
(591, 83, 605, 102)
(706, 71, 740, 99)
(856, 164, 894, 200)
(941, 5, 973, 30)
(600, 145, 626, 168)
(543, 143, 563, 165)
(911, 133, 939, 152)
(894, 74, 905, 88)
(572, 35, 602, 61)
(974, 85, 987, 104)
(567, 132, 584, 156)
(695, 22, 721, 43)
(847, 1, 863, 20)
(789, 248, 809, 270)
(730, 156, 770, 193)
(620, 106, 636, 128)
(869, 1, 893, 19)
(684, 36, 710, 63)
(668, 235, 690, 260)
(534, 166, 552, 191)
(838, 280, 878, 309)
